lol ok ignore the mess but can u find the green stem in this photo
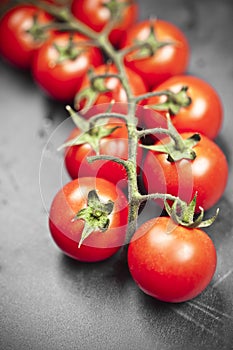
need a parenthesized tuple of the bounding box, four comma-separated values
(89, 34, 140, 239)
(87, 154, 128, 168)
(89, 112, 129, 125)
(133, 90, 174, 103)
(136, 123, 186, 152)
(165, 114, 187, 151)
(32, 0, 210, 244)
(136, 127, 171, 138)
(138, 193, 187, 206)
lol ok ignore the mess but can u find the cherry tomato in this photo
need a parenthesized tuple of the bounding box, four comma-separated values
(32, 32, 103, 102)
(71, 0, 138, 48)
(120, 19, 190, 89)
(49, 177, 128, 262)
(0, 5, 54, 69)
(64, 117, 143, 189)
(75, 63, 148, 112)
(143, 132, 228, 211)
(128, 216, 217, 303)
(144, 75, 223, 140)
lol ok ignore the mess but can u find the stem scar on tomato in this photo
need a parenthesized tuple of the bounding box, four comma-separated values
(128, 18, 175, 61)
(142, 113, 201, 162)
(146, 85, 192, 116)
(58, 105, 122, 155)
(164, 193, 219, 229)
(53, 33, 90, 63)
(72, 189, 114, 248)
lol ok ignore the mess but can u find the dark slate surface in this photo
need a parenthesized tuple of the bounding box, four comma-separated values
(1, 0, 233, 349)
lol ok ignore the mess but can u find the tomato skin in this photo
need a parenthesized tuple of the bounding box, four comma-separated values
(0, 5, 53, 69)
(128, 216, 217, 303)
(120, 19, 190, 89)
(144, 75, 223, 139)
(71, 0, 138, 48)
(49, 177, 128, 262)
(64, 118, 143, 188)
(32, 32, 103, 102)
(75, 64, 148, 112)
(143, 132, 228, 211)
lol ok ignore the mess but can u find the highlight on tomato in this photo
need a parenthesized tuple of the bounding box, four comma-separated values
(144, 75, 223, 140)
(71, 0, 138, 48)
(49, 177, 128, 262)
(0, 4, 54, 69)
(119, 19, 190, 89)
(32, 31, 103, 102)
(128, 216, 217, 303)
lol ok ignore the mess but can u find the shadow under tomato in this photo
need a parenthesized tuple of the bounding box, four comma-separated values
(57, 245, 132, 291)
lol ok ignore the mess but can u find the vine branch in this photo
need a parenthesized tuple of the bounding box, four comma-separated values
(26, 0, 214, 243)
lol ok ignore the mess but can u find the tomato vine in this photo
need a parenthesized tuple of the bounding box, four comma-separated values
(16, 0, 221, 238)
(0, 0, 228, 302)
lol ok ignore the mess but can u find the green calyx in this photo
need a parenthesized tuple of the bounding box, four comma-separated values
(147, 86, 192, 115)
(72, 190, 114, 247)
(142, 114, 200, 162)
(75, 69, 111, 113)
(75, 87, 99, 113)
(151, 133, 200, 162)
(132, 20, 174, 60)
(165, 193, 219, 229)
(59, 124, 120, 155)
(103, 0, 132, 19)
(26, 14, 51, 42)
(58, 106, 121, 155)
(53, 34, 87, 63)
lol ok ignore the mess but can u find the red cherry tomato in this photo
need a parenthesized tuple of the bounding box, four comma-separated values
(64, 117, 143, 189)
(143, 132, 228, 211)
(128, 216, 217, 303)
(75, 63, 148, 112)
(0, 5, 54, 69)
(71, 0, 138, 48)
(49, 177, 128, 262)
(144, 75, 223, 139)
(32, 32, 103, 102)
(120, 19, 190, 89)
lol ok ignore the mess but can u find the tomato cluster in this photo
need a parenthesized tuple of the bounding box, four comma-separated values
(0, 0, 228, 303)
